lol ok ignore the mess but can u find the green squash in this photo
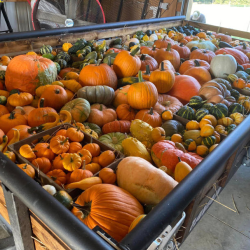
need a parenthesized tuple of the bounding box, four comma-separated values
(195, 108, 209, 122)
(183, 130, 202, 145)
(77, 86, 115, 106)
(42, 53, 55, 61)
(118, 77, 144, 88)
(99, 132, 127, 152)
(226, 74, 238, 84)
(245, 68, 250, 75)
(0, 96, 7, 105)
(56, 52, 71, 62)
(227, 124, 237, 134)
(55, 59, 67, 69)
(188, 96, 206, 109)
(68, 40, 86, 54)
(83, 122, 102, 136)
(228, 103, 245, 115)
(162, 120, 184, 137)
(210, 103, 228, 119)
(202, 136, 216, 147)
(230, 89, 240, 101)
(202, 103, 214, 111)
(53, 191, 73, 210)
(40, 45, 53, 55)
(235, 71, 248, 81)
(177, 106, 195, 120)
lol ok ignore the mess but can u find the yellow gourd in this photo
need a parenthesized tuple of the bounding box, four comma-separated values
(35, 113, 60, 132)
(230, 113, 244, 125)
(52, 81, 64, 87)
(60, 80, 82, 93)
(174, 157, 192, 182)
(62, 42, 73, 52)
(200, 124, 214, 137)
(65, 177, 102, 190)
(128, 214, 146, 232)
(35, 85, 50, 97)
(0, 135, 8, 152)
(3, 129, 19, 153)
(209, 144, 218, 152)
(4, 151, 16, 162)
(58, 110, 72, 125)
(186, 120, 200, 130)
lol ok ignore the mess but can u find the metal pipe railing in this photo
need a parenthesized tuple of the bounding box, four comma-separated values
(0, 15, 186, 42)
(119, 115, 250, 250)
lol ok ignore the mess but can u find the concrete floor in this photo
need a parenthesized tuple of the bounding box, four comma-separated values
(181, 163, 250, 250)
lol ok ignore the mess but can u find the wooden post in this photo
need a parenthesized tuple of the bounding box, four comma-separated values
(2, 185, 35, 250)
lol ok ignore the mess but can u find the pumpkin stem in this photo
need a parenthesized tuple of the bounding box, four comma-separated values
(180, 43, 184, 47)
(138, 71, 143, 82)
(243, 43, 247, 50)
(99, 105, 103, 111)
(39, 98, 45, 108)
(130, 46, 140, 56)
(55, 89, 60, 94)
(60, 155, 63, 160)
(112, 137, 118, 144)
(160, 62, 165, 71)
(149, 107, 154, 115)
(72, 201, 91, 219)
(194, 60, 200, 67)
(60, 137, 68, 145)
(22, 164, 28, 169)
(140, 54, 146, 61)
(145, 65, 151, 75)
(203, 50, 207, 53)
(107, 56, 111, 67)
(81, 160, 86, 169)
(96, 59, 102, 66)
(177, 157, 181, 162)
(152, 45, 156, 51)
(70, 157, 74, 163)
(15, 106, 25, 115)
(166, 43, 171, 52)
(8, 112, 15, 120)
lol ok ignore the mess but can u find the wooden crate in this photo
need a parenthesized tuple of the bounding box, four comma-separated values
(0, 183, 10, 224)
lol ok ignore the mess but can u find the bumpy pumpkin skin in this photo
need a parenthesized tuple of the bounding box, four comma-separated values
(5, 55, 57, 95)
(72, 184, 144, 242)
(151, 140, 202, 176)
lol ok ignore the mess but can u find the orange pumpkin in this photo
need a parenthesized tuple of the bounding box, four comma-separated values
(32, 157, 51, 174)
(135, 108, 162, 128)
(68, 169, 93, 184)
(179, 59, 210, 75)
(233, 79, 246, 89)
(68, 142, 82, 153)
(190, 49, 216, 63)
(154, 37, 175, 48)
(17, 164, 35, 179)
(7, 125, 35, 141)
(0, 105, 9, 117)
(102, 120, 131, 134)
(13, 106, 35, 119)
(139, 54, 158, 71)
(116, 104, 136, 121)
(113, 85, 130, 107)
(34, 143, 55, 161)
(82, 143, 100, 157)
(50, 135, 70, 154)
(46, 169, 66, 186)
(140, 45, 158, 58)
(99, 168, 116, 184)
(85, 163, 101, 174)
(52, 153, 67, 170)
(78, 149, 92, 164)
(184, 66, 211, 85)
(98, 150, 115, 167)
(172, 43, 191, 60)
(5, 55, 57, 95)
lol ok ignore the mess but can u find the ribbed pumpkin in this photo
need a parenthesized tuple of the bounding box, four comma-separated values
(135, 108, 162, 128)
(79, 60, 117, 90)
(140, 45, 158, 57)
(27, 99, 57, 127)
(154, 37, 175, 48)
(61, 98, 91, 123)
(179, 59, 210, 75)
(72, 184, 144, 242)
(5, 55, 57, 95)
(113, 47, 141, 78)
(102, 120, 131, 134)
(172, 43, 191, 59)
(184, 66, 211, 86)
(113, 85, 130, 107)
(190, 49, 215, 63)
(6, 125, 35, 141)
(149, 62, 175, 93)
(127, 71, 158, 109)
(139, 54, 158, 71)
(0, 105, 9, 117)
(168, 75, 201, 105)
(116, 104, 136, 121)
(154, 43, 180, 71)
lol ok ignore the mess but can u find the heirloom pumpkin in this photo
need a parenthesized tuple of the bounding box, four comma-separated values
(34, 143, 55, 161)
(168, 75, 201, 104)
(77, 85, 115, 105)
(116, 157, 178, 205)
(102, 120, 131, 134)
(88, 104, 117, 127)
(32, 157, 51, 174)
(8, 92, 34, 107)
(79, 60, 117, 89)
(72, 184, 144, 242)
(46, 169, 66, 186)
(135, 108, 162, 128)
(5, 55, 57, 95)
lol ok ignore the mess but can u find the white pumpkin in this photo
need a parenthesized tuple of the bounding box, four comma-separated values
(125, 37, 139, 46)
(149, 34, 158, 42)
(0, 66, 7, 71)
(210, 54, 237, 78)
(186, 40, 217, 52)
(42, 185, 56, 195)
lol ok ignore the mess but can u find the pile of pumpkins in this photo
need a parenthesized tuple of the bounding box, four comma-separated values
(0, 25, 250, 243)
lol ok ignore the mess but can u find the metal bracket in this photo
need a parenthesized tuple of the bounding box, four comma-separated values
(147, 212, 186, 250)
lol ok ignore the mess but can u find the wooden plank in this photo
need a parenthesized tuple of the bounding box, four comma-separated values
(187, 21, 250, 40)
(0, 202, 9, 224)
(30, 213, 70, 250)
(0, 20, 183, 56)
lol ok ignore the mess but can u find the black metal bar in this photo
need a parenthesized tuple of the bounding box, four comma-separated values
(141, 0, 149, 19)
(85, 0, 92, 21)
(95, 0, 102, 23)
(0, 156, 113, 250)
(156, 0, 164, 18)
(2, 185, 35, 250)
(116, 0, 124, 22)
(0, 15, 185, 42)
(119, 115, 250, 250)
(0, 2, 13, 33)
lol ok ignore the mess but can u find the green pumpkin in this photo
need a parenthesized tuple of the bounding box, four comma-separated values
(162, 120, 184, 137)
(42, 53, 55, 61)
(177, 106, 195, 120)
(227, 124, 237, 134)
(202, 136, 216, 147)
(77, 86, 115, 106)
(55, 59, 67, 69)
(230, 89, 240, 101)
(188, 96, 206, 109)
(202, 103, 214, 111)
(54, 62, 61, 73)
(118, 77, 144, 88)
(0, 96, 7, 105)
(83, 122, 102, 136)
(195, 108, 209, 122)
(228, 103, 245, 115)
(53, 191, 73, 210)
(99, 132, 127, 153)
(0, 71, 5, 80)
(210, 103, 228, 119)
(68, 40, 86, 54)
(56, 52, 71, 63)
(40, 45, 53, 55)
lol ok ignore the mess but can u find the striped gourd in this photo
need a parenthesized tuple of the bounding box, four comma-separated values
(42, 53, 55, 61)
(177, 106, 195, 120)
(184, 139, 196, 151)
(188, 96, 206, 109)
(55, 59, 67, 69)
(0, 71, 5, 80)
(202, 136, 216, 147)
(227, 74, 238, 84)
(54, 62, 61, 73)
(195, 108, 209, 122)
(228, 103, 245, 115)
(76, 46, 92, 57)
(227, 124, 237, 134)
(202, 103, 214, 112)
(40, 45, 53, 55)
(56, 52, 71, 63)
(210, 103, 228, 119)
(230, 89, 240, 101)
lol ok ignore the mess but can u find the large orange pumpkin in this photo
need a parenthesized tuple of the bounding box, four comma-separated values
(7, 125, 35, 141)
(71, 184, 144, 242)
(179, 59, 210, 75)
(172, 43, 191, 60)
(139, 54, 158, 71)
(168, 75, 201, 104)
(184, 66, 211, 85)
(113, 85, 130, 107)
(79, 61, 117, 90)
(5, 55, 57, 95)
(190, 49, 215, 63)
